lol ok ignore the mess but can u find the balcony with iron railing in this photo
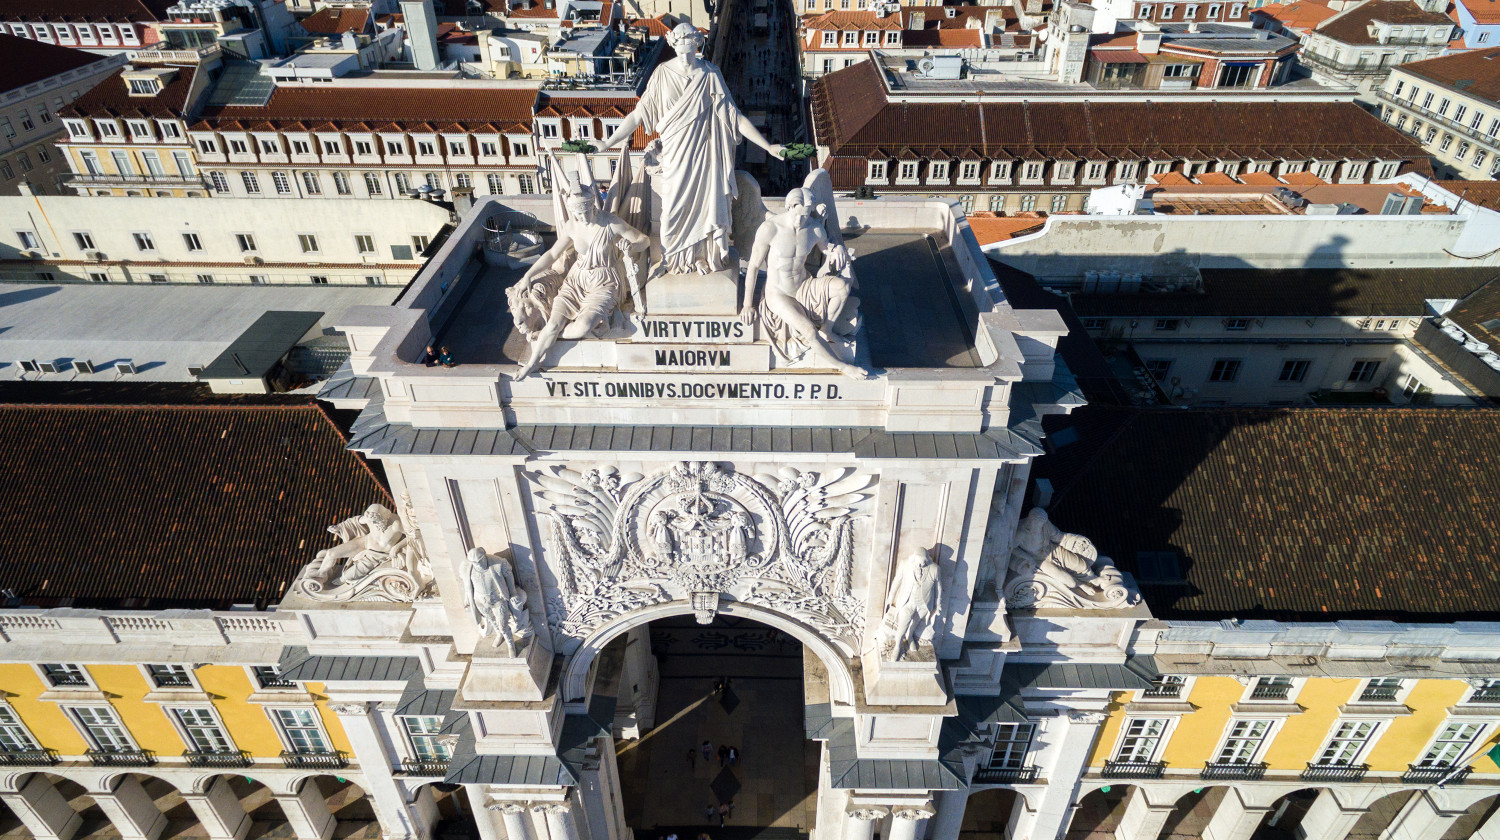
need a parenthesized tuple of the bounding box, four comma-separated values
(281, 750, 349, 770)
(1250, 682, 1291, 700)
(67, 173, 211, 190)
(1142, 681, 1183, 699)
(1297, 49, 1401, 77)
(1377, 88, 1500, 150)
(87, 748, 156, 767)
(973, 765, 1040, 784)
(1358, 685, 1401, 703)
(399, 758, 452, 777)
(0, 748, 59, 766)
(1301, 762, 1368, 782)
(1102, 760, 1166, 779)
(185, 749, 253, 768)
(1201, 761, 1267, 781)
(1471, 688, 1500, 704)
(1403, 764, 1470, 784)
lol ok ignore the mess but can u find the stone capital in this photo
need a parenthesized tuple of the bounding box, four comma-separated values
(1067, 711, 1107, 725)
(327, 701, 372, 716)
(532, 802, 572, 815)
(488, 801, 533, 814)
(891, 804, 936, 822)
(847, 807, 889, 821)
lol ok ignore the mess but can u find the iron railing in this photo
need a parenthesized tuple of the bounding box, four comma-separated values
(185, 749, 253, 768)
(400, 758, 452, 776)
(87, 748, 156, 767)
(1142, 680, 1183, 699)
(1403, 764, 1469, 784)
(1470, 688, 1500, 704)
(1301, 762, 1368, 782)
(1358, 685, 1401, 702)
(0, 748, 59, 766)
(973, 765, 1039, 784)
(281, 749, 348, 769)
(1250, 682, 1291, 700)
(1202, 761, 1267, 780)
(1102, 760, 1166, 779)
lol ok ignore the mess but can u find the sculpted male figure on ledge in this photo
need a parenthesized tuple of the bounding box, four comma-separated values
(598, 23, 786, 275)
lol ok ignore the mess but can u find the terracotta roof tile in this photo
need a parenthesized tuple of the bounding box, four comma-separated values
(1397, 46, 1500, 103)
(0, 33, 115, 92)
(194, 85, 538, 132)
(1035, 406, 1500, 621)
(60, 63, 198, 120)
(1070, 266, 1500, 318)
(0, 399, 388, 609)
(0, 0, 175, 23)
(1316, 0, 1452, 44)
(300, 6, 371, 33)
(1460, 0, 1500, 25)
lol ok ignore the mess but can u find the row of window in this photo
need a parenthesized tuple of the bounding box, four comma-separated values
(41, 228, 431, 260)
(27, 269, 388, 286)
(1142, 356, 1386, 385)
(866, 157, 1391, 186)
(17, 663, 449, 764)
(3, 21, 140, 46)
(1136, 2, 1245, 20)
(1392, 80, 1500, 139)
(816, 29, 901, 48)
(191, 132, 543, 162)
(1088, 317, 1416, 333)
(75, 147, 194, 180)
(65, 117, 184, 145)
(0, 144, 52, 181)
(204, 169, 537, 197)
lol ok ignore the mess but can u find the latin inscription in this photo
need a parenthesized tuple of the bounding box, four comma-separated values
(632, 317, 755, 344)
(656, 348, 730, 367)
(617, 343, 771, 372)
(540, 379, 849, 401)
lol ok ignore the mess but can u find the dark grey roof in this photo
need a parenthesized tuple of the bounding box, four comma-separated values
(199, 310, 323, 382)
(956, 692, 1030, 726)
(346, 403, 1038, 461)
(445, 749, 577, 786)
(394, 676, 466, 732)
(278, 646, 422, 683)
(319, 366, 380, 403)
(824, 718, 965, 790)
(1002, 657, 1159, 692)
(805, 702, 840, 739)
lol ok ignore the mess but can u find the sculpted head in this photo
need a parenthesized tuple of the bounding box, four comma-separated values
(668, 23, 705, 58)
(564, 179, 600, 223)
(361, 503, 397, 529)
(784, 187, 815, 222)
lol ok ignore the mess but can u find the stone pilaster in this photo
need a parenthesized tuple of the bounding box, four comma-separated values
(275, 781, 336, 840)
(181, 777, 250, 840)
(1, 775, 83, 840)
(90, 777, 166, 840)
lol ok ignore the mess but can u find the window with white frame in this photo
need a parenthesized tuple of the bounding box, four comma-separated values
(298, 234, 320, 254)
(42, 663, 89, 690)
(364, 172, 383, 195)
(929, 161, 949, 181)
(822, 31, 837, 45)
(1358, 677, 1403, 702)
(302, 172, 322, 195)
(133, 232, 156, 252)
(1415, 721, 1486, 767)
(988, 723, 1035, 769)
(1314, 720, 1379, 765)
(173, 707, 234, 754)
(1114, 718, 1169, 763)
(236, 233, 257, 252)
(990, 160, 1012, 181)
(1347, 360, 1382, 384)
(1144, 675, 1187, 698)
(960, 161, 980, 181)
(334, 171, 351, 195)
(272, 171, 292, 194)
(867, 160, 887, 181)
(0, 705, 39, 753)
(71, 706, 133, 752)
(843, 30, 858, 45)
(1215, 719, 1273, 764)
(355, 234, 375, 254)
(487, 173, 504, 194)
(273, 708, 332, 754)
(402, 716, 452, 761)
(181, 233, 203, 252)
(147, 664, 193, 688)
(1249, 676, 1294, 700)
(898, 161, 918, 181)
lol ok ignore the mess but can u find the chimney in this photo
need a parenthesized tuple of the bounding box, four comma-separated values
(400, 0, 441, 70)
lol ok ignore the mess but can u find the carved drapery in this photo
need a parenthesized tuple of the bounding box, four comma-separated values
(533, 461, 873, 651)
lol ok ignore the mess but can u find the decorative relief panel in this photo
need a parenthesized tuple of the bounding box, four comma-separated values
(532, 461, 873, 651)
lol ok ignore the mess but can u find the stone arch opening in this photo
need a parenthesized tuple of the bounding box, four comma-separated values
(1157, 785, 1228, 840)
(193, 772, 290, 837)
(414, 781, 481, 840)
(1440, 793, 1500, 840)
(611, 612, 819, 834)
(1253, 787, 1323, 840)
(1346, 789, 1425, 840)
(1064, 784, 1137, 840)
(299, 775, 378, 828)
(91, 771, 191, 839)
(0, 772, 104, 839)
(960, 788, 1022, 840)
(562, 599, 856, 707)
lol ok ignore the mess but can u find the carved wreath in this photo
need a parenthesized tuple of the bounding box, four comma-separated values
(531, 461, 873, 648)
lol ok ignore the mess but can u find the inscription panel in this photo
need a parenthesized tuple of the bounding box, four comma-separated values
(617, 343, 771, 372)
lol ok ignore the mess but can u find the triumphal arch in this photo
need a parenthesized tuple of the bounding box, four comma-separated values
(284, 29, 1149, 840)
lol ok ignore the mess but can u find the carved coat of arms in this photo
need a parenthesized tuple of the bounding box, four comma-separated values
(530, 461, 873, 652)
